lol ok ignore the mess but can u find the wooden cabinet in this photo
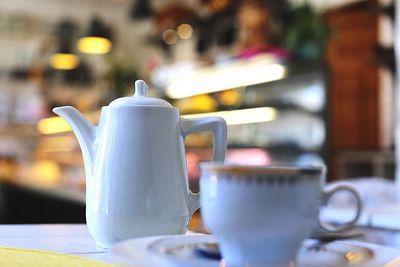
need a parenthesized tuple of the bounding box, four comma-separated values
(325, 0, 394, 180)
(326, 1, 380, 149)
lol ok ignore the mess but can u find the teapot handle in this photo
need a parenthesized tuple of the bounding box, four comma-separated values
(180, 116, 227, 214)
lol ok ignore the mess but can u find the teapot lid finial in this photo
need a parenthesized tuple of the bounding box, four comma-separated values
(134, 80, 148, 97)
(109, 79, 172, 107)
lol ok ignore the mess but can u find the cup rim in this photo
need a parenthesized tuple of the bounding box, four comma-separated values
(200, 162, 324, 176)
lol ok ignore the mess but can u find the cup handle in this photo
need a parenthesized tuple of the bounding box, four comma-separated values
(318, 185, 363, 233)
(180, 116, 227, 214)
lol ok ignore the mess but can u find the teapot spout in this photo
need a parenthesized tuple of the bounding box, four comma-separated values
(53, 106, 96, 180)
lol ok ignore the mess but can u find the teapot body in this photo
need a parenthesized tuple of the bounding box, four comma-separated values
(87, 106, 191, 248)
(53, 80, 227, 248)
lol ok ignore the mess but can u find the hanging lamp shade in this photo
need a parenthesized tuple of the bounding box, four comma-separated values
(77, 17, 112, 55)
(130, 0, 153, 20)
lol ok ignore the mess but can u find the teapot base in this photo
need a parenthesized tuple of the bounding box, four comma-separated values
(86, 214, 191, 248)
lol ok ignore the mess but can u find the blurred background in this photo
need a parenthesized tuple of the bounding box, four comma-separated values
(0, 0, 395, 223)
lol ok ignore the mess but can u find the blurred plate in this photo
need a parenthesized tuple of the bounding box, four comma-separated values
(112, 234, 400, 267)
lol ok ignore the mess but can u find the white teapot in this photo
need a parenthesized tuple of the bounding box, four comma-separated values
(53, 80, 227, 248)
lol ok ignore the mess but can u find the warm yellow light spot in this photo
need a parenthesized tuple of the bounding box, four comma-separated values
(345, 251, 363, 264)
(174, 94, 217, 114)
(17, 160, 61, 186)
(31, 160, 61, 185)
(183, 107, 277, 125)
(162, 29, 178, 45)
(49, 53, 80, 70)
(191, 95, 217, 112)
(37, 117, 71, 134)
(219, 90, 242, 106)
(177, 24, 193, 40)
(77, 36, 112, 54)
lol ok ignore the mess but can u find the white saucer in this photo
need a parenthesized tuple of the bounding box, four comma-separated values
(112, 234, 400, 267)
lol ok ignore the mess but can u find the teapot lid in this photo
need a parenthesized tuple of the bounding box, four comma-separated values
(109, 80, 172, 107)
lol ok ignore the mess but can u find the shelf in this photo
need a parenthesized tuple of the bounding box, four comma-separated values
(181, 104, 324, 116)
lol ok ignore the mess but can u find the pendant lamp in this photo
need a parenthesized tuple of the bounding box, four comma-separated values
(50, 20, 80, 70)
(77, 17, 112, 55)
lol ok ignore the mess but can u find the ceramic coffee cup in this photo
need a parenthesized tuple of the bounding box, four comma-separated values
(200, 163, 362, 267)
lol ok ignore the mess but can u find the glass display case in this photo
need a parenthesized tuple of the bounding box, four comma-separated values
(172, 67, 328, 187)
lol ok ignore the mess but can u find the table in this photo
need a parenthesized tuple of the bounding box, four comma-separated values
(0, 224, 115, 264)
(1, 223, 400, 266)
